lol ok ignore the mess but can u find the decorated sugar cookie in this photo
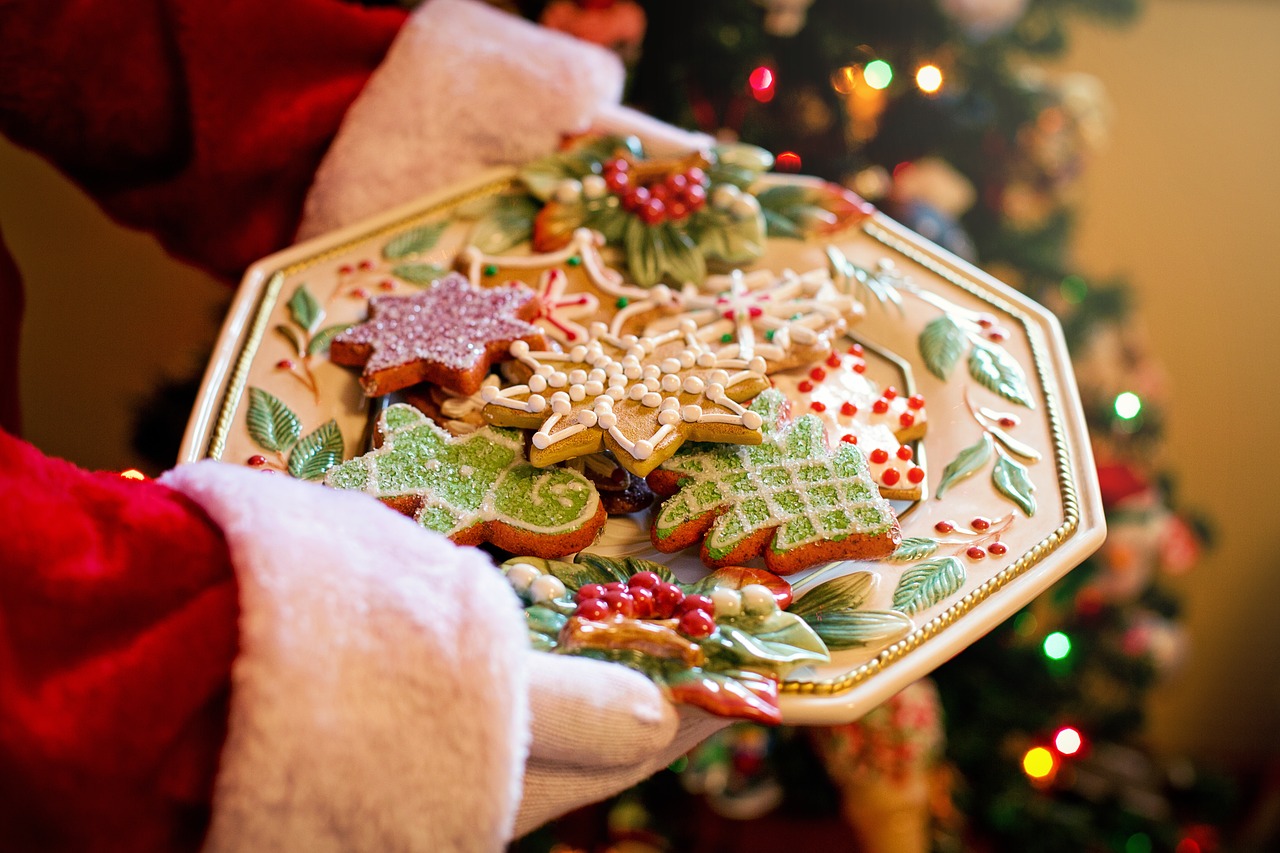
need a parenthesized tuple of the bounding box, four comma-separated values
(459, 228, 679, 344)
(329, 273, 547, 397)
(481, 320, 770, 477)
(771, 342, 929, 500)
(324, 404, 605, 558)
(643, 267, 864, 373)
(647, 389, 901, 574)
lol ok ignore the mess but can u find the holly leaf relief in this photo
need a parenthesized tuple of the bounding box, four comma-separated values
(805, 610, 913, 650)
(887, 537, 942, 563)
(246, 387, 300, 453)
(969, 341, 1034, 408)
(920, 315, 965, 380)
(935, 432, 994, 499)
(468, 195, 539, 254)
(287, 284, 323, 335)
(789, 572, 877, 618)
(287, 420, 344, 480)
(390, 263, 448, 286)
(307, 324, 351, 357)
(893, 556, 967, 616)
(992, 445, 1037, 516)
(382, 222, 447, 260)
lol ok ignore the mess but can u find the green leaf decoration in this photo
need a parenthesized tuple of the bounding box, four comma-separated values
(307, 323, 351, 357)
(755, 185, 841, 238)
(827, 246, 903, 312)
(525, 605, 568, 642)
(887, 537, 941, 563)
(520, 135, 641, 199)
(969, 341, 1034, 408)
(989, 424, 1042, 462)
(713, 621, 829, 670)
(893, 556, 967, 616)
(325, 405, 602, 555)
(666, 668, 782, 726)
(688, 566, 793, 608)
(992, 445, 1037, 516)
(657, 223, 707, 285)
(707, 143, 774, 188)
(806, 610, 914, 650)
(790, 572, 877, 618)
(287, 419, 344, 480)
(390, 263, 448, 286)
(691, 204, 766, 266)
(652, 389, 901, 573)
(500, 556, 615, 591)
(575, 553, 678, 586)
(624, 217, 661, 286)
(382, 222, 447, 260)
(246, 387, 301, 453)
(935, 433, 993, 499)
(287, 284, 323, 335)
(469, 195, 539, 254)
(919, 314, 965, 380)
(273, 323, 304, 356)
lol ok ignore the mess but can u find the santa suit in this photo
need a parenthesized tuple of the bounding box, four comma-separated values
(0, 2, 720, 850)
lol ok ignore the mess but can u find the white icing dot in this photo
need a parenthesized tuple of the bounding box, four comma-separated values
(658, 409, 681, 426)
(660, 396, 680, 411)
(641, 364, 661, 381)
(624, 364, 642, 380)
(643, 377, 660, 392)
(628, 385, 647, 401)
(696, 352, 717, 368)
(679, 350, 696, 369)
(527, 395, 547, 413)
(569, 384, 586, 402)
(658, 357, 680, 374)
(742, 411, 764, 430)
(678, 318, 698, 335)
(747, 356, 767, 374)
(682, 376, 705, 394)
(584, 380, 604, 396)
(551, 393, 572, 415)
(633, 439, 654, 459)
(607, 385, 625, 401)
(481, 385, 500, 402)
(569, 345, 588, 361)
(568, 369, 588, 384)
(682, 404, 703, 422)
(548, 370, 568, 388)
(598, 412, 617, 429)
(709, 369, 729, 386)
(510, 341, 530, 357)
(531, 432, 552, 449)
(578, 410, 598, 427)
(705, 383, 726, 400)
(527, 374, 547, 393)
(641, 392, 662, 408)
(661, 374, 681, 393)
(535, 364, 554, 377)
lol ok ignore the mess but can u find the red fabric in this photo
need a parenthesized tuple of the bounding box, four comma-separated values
(0, 430, 240, 852)
(0, 0, 407, 280)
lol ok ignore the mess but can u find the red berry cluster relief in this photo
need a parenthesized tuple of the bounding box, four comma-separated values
(604, 158, 710, 226)
(574, 571, 718, 638)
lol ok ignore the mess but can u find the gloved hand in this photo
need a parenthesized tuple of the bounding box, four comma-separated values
(163, 461, 725, 851)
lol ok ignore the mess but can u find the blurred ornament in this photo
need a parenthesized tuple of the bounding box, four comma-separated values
(890, 157, 976, 219)
(540, 0, 647, 64)
(1121, 610, 1189, 675)
(753, 0, 816, 37)
(937, 0, 1029, 40)
(849, 165, 892, 202)
(681, 724, 783, 820)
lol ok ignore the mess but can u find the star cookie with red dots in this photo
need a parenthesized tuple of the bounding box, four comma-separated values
(330, 273, 548, 397)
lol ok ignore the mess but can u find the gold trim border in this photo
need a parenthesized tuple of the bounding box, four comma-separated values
(779, 222, 1080, 696)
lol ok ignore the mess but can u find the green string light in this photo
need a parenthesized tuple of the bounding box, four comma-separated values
(1114, 391, 1142, 420)
(864, 60, 893, 89)
(1043, 631, 1072, 660)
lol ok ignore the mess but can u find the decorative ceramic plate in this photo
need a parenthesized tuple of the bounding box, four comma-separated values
(180, 156, 1104, 725)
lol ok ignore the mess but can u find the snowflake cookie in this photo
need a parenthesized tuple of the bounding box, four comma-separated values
(481, 321, 770, 478)
(324, 404, 605, 558)
(647, 388, 902, 574)
(643, 267, 864, 373)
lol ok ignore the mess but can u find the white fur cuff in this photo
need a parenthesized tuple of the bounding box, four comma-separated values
(299, 0, 626, 239)
(163, 462, 530, 852)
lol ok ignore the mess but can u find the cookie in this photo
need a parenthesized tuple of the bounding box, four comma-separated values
(460, 227, 680, 343)
(647, 388, 901, 574)
(564, 453, 656, 515)
(324, 403, 605, 558)
(481, 320, 770, 477)
(399, 375, 501, 436)
(771, 342, 929, 500)
(643, 267, 864, 373)
(329, 273, 547, 397)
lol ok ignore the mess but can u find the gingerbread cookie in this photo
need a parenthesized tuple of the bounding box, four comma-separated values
(643, 267, 864, 373)
(771, 342, 929, 500)
(481, 320, 770, 478)
(329, 273, 547, 397)
(460, 228, 680, 344)
(324, 404, 605, 558)
(647, 389, 901, 574)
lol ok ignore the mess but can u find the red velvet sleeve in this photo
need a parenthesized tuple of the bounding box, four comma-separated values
(0, 430, 240, 853)
(0, 0, 407, 280)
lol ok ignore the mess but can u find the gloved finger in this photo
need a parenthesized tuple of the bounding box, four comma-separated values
(515, 706, 729, 838)
(525, 652, 677, 767)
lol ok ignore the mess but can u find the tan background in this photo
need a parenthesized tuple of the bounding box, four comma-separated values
(3, 0, 1277, 762)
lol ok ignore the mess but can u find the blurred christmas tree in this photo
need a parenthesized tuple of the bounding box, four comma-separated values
(504, 1, 1235, 851)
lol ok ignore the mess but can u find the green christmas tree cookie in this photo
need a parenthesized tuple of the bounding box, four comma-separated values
(325, 404, 605, 557)
(647, 389, 901, 574)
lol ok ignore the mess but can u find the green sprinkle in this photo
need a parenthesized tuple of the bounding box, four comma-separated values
(720, 333, 734, 344)
(567, 255, 582, 266)
(765, 329, 776, 341)
(615, 297, 630, 309)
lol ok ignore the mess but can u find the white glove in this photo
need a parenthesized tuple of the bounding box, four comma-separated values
(163, 461, 724, 852)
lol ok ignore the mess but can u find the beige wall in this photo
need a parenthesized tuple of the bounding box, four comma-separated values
(1061, 0, 1280, 761)
(2, 0, 1277, 760)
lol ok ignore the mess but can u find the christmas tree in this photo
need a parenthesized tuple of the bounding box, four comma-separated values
(506, 1, 1233, 850)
